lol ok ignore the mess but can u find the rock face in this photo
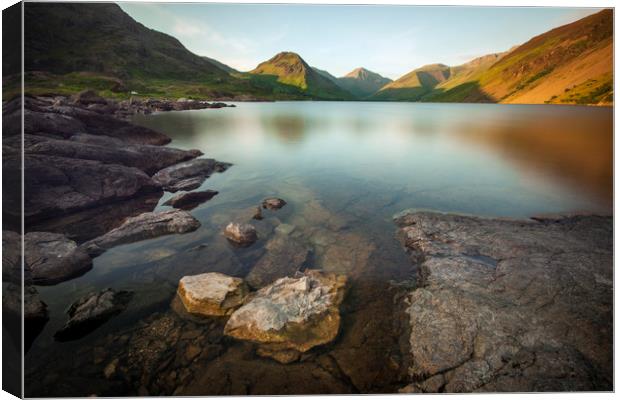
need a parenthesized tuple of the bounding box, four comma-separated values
(177, 272, 248, 316)
(152, 159, 232, 193)
(55, 288, 133, 341)
(394, 212, 613, 392)
(83, 210, 200, 256)
(21, 154, 161, 221)
(163, 190, 218, 210)
(24, 232, 93, 285)
(262, 198, 287, 210)
(246, 236, 310, 289)
(223, 223, 257, 246)
(224, 270, 347, 363)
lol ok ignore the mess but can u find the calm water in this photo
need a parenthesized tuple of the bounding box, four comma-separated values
(26, 102, 613, 395)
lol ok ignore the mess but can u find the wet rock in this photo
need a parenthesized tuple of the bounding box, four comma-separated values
(395, 212, 613, 391)
(83, 210, 200, 256)
(252, 206, 263, 220)
(245, 236, 310, 289)
(262, 198, 287, 210)
(275, 223, 296, 236)
(24, 134, 203, 175)
(55, 288, 133, 341)
(152, 158, 231, 193)
(19, 154, 161, 222)
(177, 272, 248, 316)
(223, 222, 257, 246)
(2, 230, 23, 283)
(24, 231, 93, 285)
(163, 190, 218, 210)
(72, 90, 107, 106)
(224, 270, 347, 362)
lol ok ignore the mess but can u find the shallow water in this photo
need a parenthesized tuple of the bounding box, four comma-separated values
(25, 102, 613, 396)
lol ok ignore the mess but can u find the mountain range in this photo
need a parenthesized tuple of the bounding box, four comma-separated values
(6, 3, 613, 105)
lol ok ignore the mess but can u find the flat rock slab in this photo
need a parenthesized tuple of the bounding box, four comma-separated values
(20, 154, 161, 221)
(163, 190, 219, 210)
(83, 210, 200, 256)
(224, 270, 347, 363)
(245, 235, 310, 289)
(55, 288, 133, 341)
(177, 272, 248, 316)
(394, 211, 612, 392)
(24, 232, 93, 285)
(152, 159, 231, 193)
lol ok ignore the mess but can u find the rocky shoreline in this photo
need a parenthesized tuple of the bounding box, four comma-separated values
(4, 91, 613, 395)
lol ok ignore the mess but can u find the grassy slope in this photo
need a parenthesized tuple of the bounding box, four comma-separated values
(250, 52, 354, 100)
(371, 9, 612, 105)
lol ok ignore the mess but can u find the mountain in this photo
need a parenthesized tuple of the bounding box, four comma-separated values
(16, 3, 309, 100)
(337, 68, 392, 98)
(250, 52, 354, 100)
(372, 9, 612, 105)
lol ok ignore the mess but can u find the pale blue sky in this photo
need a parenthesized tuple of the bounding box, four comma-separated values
(119, 3, 602, 79)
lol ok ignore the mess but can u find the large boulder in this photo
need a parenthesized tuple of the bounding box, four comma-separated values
(224, 270, 347, 363)
(24, 232, 93, 285)
(55, 288, 133, 341)
(394, 212, 613, 392)
(223, 222, 257, 246)
(21, 154, 161, 222)
(246, 235, 310, 289)
(177, 272, 248, 316)
(152, 158, 231, 192)
(163, 190, 218, 210)
(82, 210, 200, 256)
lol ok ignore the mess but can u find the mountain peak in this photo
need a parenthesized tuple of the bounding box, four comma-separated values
(338, 68, 392, 98)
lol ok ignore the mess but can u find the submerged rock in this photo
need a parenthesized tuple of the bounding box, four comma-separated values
(163, 190, 218, 210)
(83, 210, 200, 256)
(177, 272, 248, 316)
(223, 222, 257, 246)
(395, 211, 613, 392)
(24, 232, 93, 285)
(152, 158, 231, 193)
(55, 288, 133, 341)
(262, 198, 287, 210)
(224, 270, 347, 363)
(252, 206, 263, 220)
(245, 235, 310, 289)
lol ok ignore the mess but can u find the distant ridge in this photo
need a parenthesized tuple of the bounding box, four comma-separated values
(337, 68, 392, 98)
(250, 52, 353, 100)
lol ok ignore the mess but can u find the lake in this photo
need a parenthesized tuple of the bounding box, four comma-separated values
(25, 102, 613, 395)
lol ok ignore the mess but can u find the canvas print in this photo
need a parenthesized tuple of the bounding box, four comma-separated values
(1, 1, 613, 397)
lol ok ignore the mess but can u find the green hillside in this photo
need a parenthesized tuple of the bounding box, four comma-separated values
(250, 52, 354, 100)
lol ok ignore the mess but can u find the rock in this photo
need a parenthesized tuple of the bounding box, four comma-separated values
(224, 270, 347, 363)
(3, 284, 48, 321)
(152, 158, 231, 193)
(223, 223, 257, 246)
(163, 190, 218, 210)
(24, 232, 93, 285)
(252, 206, 263, 220)
(82, 210, 200, 256)
(275, 223, 295, 236)
(177, 272, 248, 316)
(103, 359, 118, 379)
(55, 288, 133, 341)
(245, 236, 310, 289)
(19, 154, 161, 222)
(395, 212, 613, 391)
(2, 231, 23, 284)
(262, 198, 287, 210)
(72, 90, 107, 106)
(24, 134, 203, 175)
(185, 344, 201, 362)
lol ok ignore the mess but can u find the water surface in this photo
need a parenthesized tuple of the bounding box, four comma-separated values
(25, 102, 612, 396)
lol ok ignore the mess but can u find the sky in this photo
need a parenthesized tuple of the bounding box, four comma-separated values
(119, 3, 602, 79)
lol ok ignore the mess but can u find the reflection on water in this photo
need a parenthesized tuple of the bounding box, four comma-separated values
(25, 102, 612, 396)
